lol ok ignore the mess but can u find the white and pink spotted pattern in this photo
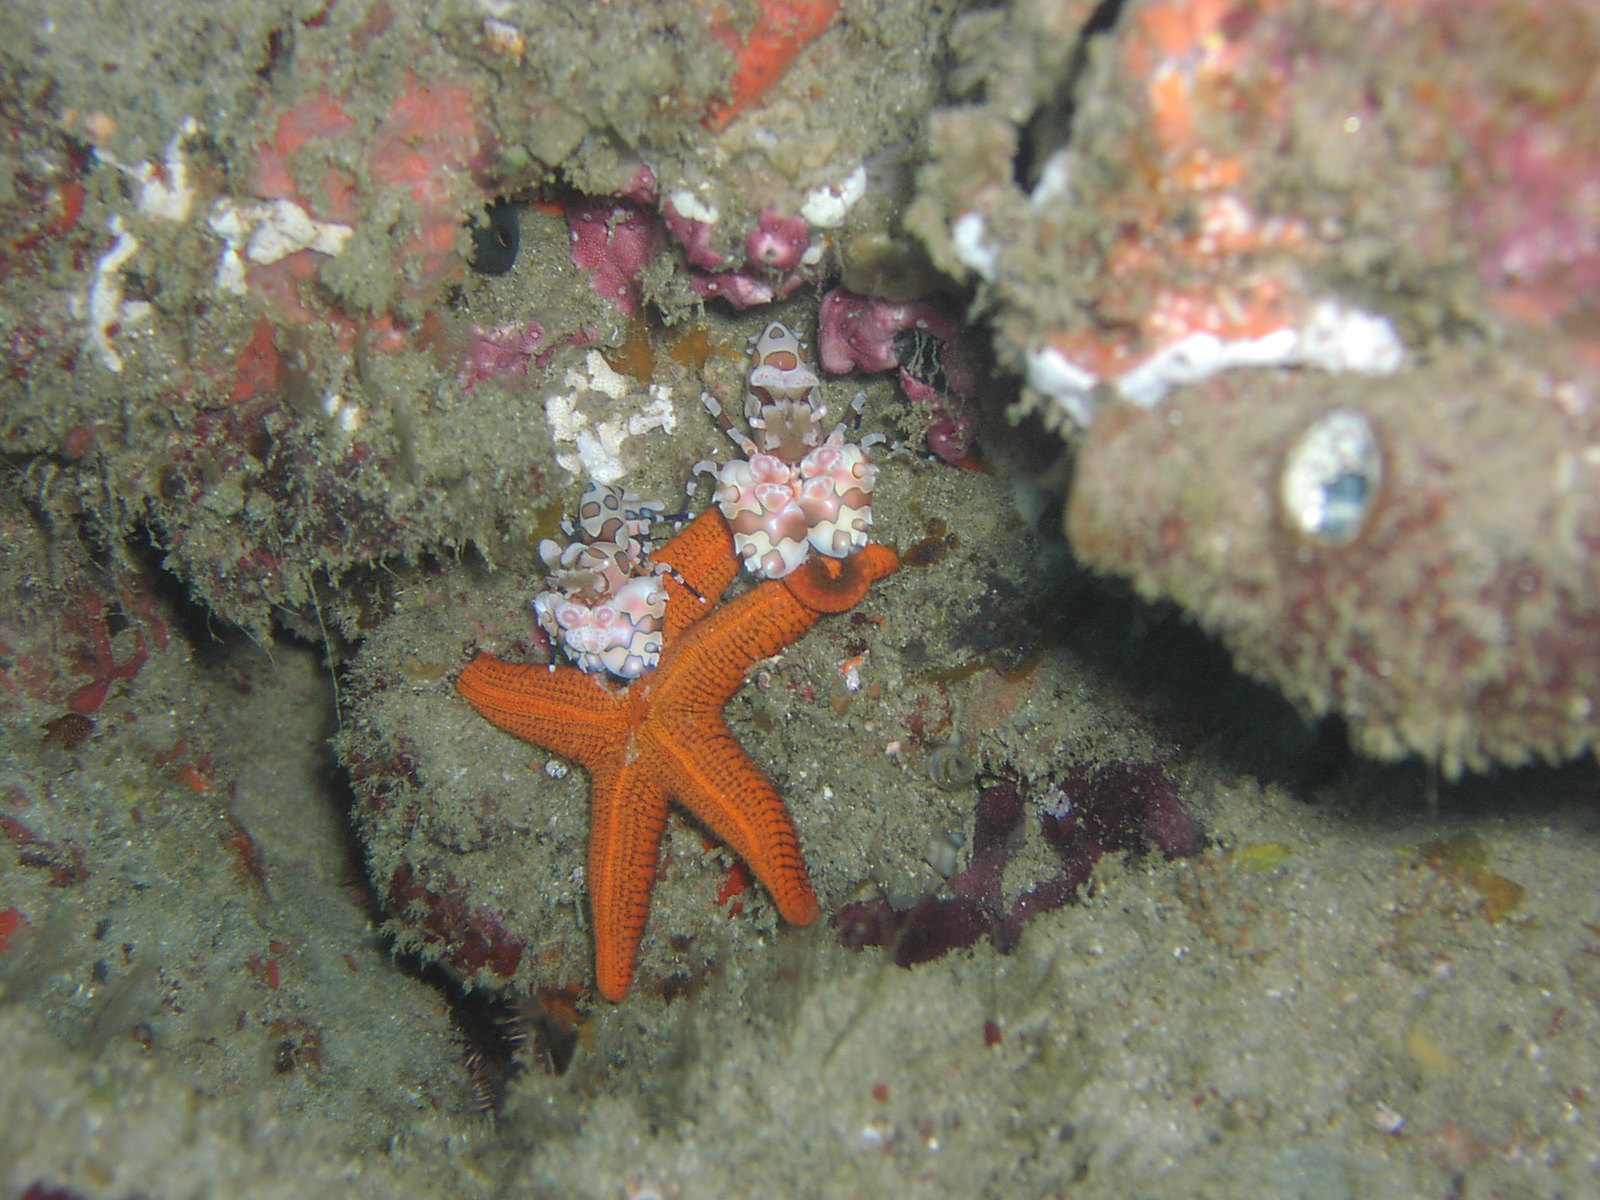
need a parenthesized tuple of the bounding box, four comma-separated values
(705, 322, 878, 580)
(532, 483, 669, 679)
(534, 574, 665, 680)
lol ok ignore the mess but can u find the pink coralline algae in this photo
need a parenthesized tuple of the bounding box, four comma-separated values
(691, 270, 782, 310)
(566, 196, 814, 315)
(252, 92, 358, 222)
(565, 189, 817, 316)
(894, 326, 983, 466)
(834, 762, 1200, 968)
(745, 207, 809, 271)
(565, 201, 661, 318)
(457, 321, 546, 394)
(666, 199, 814, 311)
(367, 77, 494, 299)
(1459, 91, 1600, 331)
(818, 288, 959, 374)
(694, 267, 813, 310)
(234, 77, 492, 325)
(616, 163, 660, 206)
(661, 195, 730, 271)
(819, 287, 980, 465)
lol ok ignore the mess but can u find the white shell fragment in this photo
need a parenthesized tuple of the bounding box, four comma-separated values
(1296, 300, 1406, 376)
(1117, 328, 1298, 408)
(1025, 344, 1101, 428)
(207, 198, 354, 295)
(135, 116, 199, 222)
(801, 165, 867, 229)
(951, 211, 1000, 281)
(86, 216, 142, 373)
(1280, 407, 1382, 544)
(668, 189, 719, 226)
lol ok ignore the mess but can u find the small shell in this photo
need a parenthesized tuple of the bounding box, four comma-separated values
(478, 18, 526, 63)
(1279, 407, 1382, 545)
(923, 829, 965, 879)
(926, 742, 978, 791)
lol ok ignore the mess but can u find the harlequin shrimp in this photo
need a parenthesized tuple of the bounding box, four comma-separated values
(700, 321, 879, 579)
(532, 483, 669, 679)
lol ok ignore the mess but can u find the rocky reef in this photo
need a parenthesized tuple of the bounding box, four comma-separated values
(4, 1, 1600, 1196)
(1067, 351, 1600, 774)
(0, 0, 951, 641)
(4, 0, 1593, 770)
(909, 0, 1600, 772)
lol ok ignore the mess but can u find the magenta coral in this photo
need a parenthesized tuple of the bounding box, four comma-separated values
(899, 371, 976, 466)
(616, 163, 659, 205)
(691, 267, 808, 310)
(566, 201, 661, 317)
(458, 321, 546, 394)
(745, 207, 810, 271)
(661, 196, 729, 271)
(666, 201, 814, 310)
(818, 287, 959, 375)
(819, 287, 983, 465)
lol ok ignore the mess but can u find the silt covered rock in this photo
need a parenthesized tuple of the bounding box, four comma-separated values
(1067, 349, 1600, 774)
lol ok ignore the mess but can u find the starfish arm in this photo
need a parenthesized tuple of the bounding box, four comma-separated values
(587, 762, 672, 1002)
(655, 508, 742, 639)
(648, 725, 820, 928)
(655, 579, 822, 712)
(654, 545, 901, 713)
(455, 653, 628, 769)
(782, 543, 901, 614)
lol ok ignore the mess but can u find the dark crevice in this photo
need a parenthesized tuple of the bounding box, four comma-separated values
(1013, 0, 1128, 190)
(124, 527, 248, 668)
(468, 198, 522, 275)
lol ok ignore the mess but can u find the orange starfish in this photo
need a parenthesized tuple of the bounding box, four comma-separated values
(456, 508, 899, 1001)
